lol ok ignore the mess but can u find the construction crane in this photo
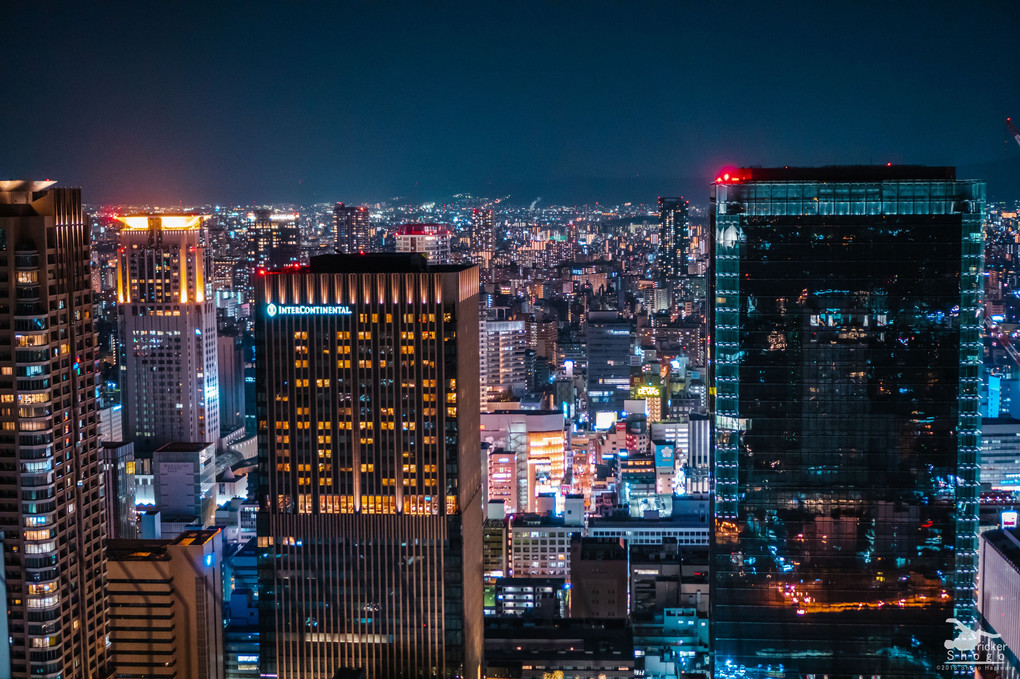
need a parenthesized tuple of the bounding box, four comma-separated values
(1008, 117, 1020, 150)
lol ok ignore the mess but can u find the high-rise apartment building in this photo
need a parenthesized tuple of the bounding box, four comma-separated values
(250, 210, 301, 270)
(471, 208, 494, 253)
(479, 306, 527, 407)
(470, 209, 494, 274)
(333, 203, 371, 255)
(658, 197, 689, 282)
(0, 181, 111, 679)
(709, 166, 984, 677)
(117, 215, 220, 452)
(394, 223, 452, 264)
(256, 254, 483, 678)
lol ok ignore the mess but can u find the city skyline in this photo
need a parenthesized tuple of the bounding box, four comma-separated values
(3, 2, 1020, 205)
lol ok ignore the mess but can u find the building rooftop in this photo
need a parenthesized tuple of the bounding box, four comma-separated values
(983, 528, 1020, 570)
(0, 180, 57, 192)
(154, 441, 213, 453)
(297, 253, 473, 275)
(173, 528, 220, 547)
(117, 214, 207, 230)
(715, 165, 957, 184)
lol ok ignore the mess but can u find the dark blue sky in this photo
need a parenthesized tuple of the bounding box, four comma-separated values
(3, 1, 1019, 205)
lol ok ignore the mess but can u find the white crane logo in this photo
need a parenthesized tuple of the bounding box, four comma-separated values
(944, 618, 1000, 653)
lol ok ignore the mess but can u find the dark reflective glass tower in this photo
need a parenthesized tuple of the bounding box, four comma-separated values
(709, 167, 984, 678)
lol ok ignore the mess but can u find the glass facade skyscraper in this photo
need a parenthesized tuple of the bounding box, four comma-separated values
(709, 166, 984, 677)
(256, 254, 483, 679)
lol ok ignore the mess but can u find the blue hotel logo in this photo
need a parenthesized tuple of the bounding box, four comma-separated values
(266, 303, 352, 317)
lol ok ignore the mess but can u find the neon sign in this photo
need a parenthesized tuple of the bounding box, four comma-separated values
(266, 303, 352, 317)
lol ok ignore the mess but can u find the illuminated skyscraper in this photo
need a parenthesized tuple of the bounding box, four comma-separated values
(710, 166, 984, 677)
(0, 181, 112, 678)
(658, 196, 689, 282)
(256, 254, 483, 679)
(117, 215, 220, 452)
(333, 202, 371, 254)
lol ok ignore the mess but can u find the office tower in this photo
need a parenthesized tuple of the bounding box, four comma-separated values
(107, 529, 224, 679)
(977, 527, 1020, 677)
(101, 441, 138, 539)
(980, 419, 1020, 490)
(709, 166, 984, 677)
(117, 214, 220, 452)
(256, 254, 482, 679)
(250, 210, 301, 269)
(479, 306, 527, 407)
(394, 223, 453, 264)
(586, 311, 632, 421)
(153, 441, 217, 530)
(333, 203, 371, 254)
(217, 328, 246, 434)
(658, 197, 689, 282)
(0, 181, 111, 679)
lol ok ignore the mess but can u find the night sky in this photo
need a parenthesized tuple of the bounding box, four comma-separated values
(3, 1, 1019, 205)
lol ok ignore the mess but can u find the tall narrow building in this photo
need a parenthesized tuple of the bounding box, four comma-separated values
(333, 203, 371, 254)
(117, 215, 220, 452)
(0, 181, 111, 678)
(256, 254, 483, 679)
(658, 196, 689, 282)
(709, 166, 984, 677)
(586, 311, 632, 421)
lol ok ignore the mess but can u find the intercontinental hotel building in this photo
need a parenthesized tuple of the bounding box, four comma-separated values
(256, 254, 483, 679)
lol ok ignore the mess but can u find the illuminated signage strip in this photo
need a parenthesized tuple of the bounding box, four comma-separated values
(266, 303, 352, 317)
